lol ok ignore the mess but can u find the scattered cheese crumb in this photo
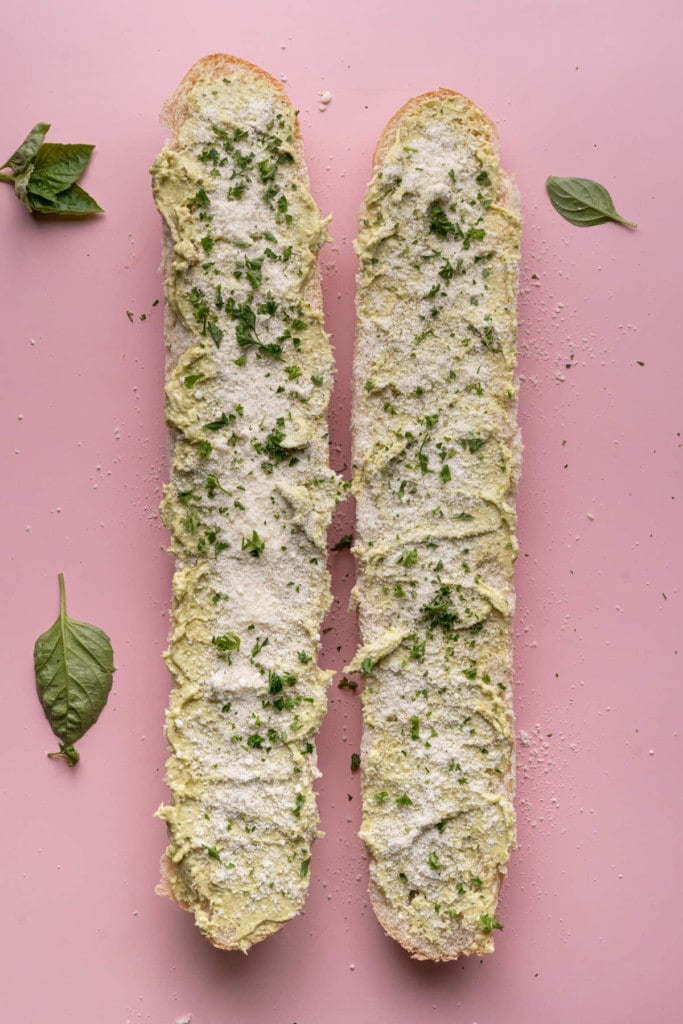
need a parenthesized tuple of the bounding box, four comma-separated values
(320, 90, 332, 104)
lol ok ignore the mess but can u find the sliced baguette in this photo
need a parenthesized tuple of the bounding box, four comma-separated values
(151, 55, 338, 951)
(349, 90, 521, 960)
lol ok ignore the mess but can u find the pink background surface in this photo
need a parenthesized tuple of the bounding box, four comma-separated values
(1, 1, 681, 1021)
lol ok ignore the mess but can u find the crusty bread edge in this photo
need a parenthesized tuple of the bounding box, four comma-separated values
(161, 53, 296, 137)
(361, 88, 520, 239)
(155, 54, 329, 953)
(161, 54, 326, 319)
(355, 90, 521, 962)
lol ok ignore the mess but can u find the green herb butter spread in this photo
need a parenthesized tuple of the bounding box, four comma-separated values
(349, 92, 521, 959)
(151, 59, 339, 951)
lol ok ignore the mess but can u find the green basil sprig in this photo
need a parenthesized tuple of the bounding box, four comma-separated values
(1, 123, 103, 216)
(33, 574, 115, 766)
(546, 176, 636, 229)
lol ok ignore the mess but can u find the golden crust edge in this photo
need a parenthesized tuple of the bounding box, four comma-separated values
(156, 854, 289, 952)
(367, 869, 508, 961)
(160, 54, 325, 321)
(161, 53, 300, 141)
(363, 88, 521, 225)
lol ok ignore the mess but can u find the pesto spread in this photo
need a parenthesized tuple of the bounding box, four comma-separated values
(349, 94, 521, 958)
(151, 68, 339, 950)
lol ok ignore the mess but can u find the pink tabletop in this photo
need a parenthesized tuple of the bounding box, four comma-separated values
(1, 1, 681, 1021)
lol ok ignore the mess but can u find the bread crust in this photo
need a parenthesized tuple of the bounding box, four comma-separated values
(161, 55, 323, 323)
(154, 54, 329, 952)
(366, 88, 519, 231)
(161, 54, 297, 137)
(354, 90, 520, 961)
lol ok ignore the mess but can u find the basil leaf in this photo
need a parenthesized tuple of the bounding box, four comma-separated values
(2, 122, 50, 173)
(28, 183, 103, 216)
(546, 176, 637, 229)
(13, 163, 36, 211)
(33, 574, 115, 766)
(1, 124, 102, 217)
(28, 143, 95, 199)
